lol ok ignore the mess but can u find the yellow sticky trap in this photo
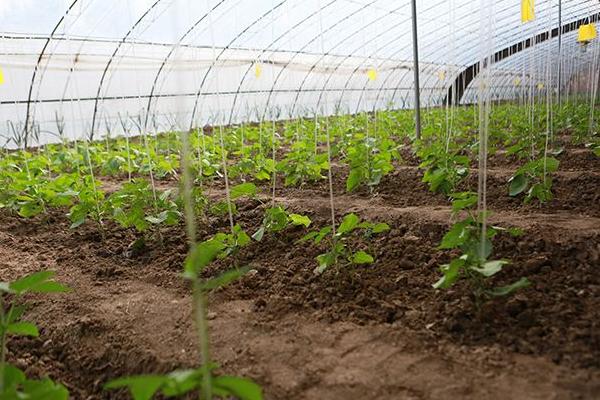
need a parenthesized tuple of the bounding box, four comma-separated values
(254, 63, 262, 79)
(0, 68, 4, 85)
(578, 24, 597, 43)
(537, 83, 544, 90)
(367, 68, 377, 81)
(521, 0, 535, 23)
(514, 77, 521, 86)
(438, 70, 446, 81)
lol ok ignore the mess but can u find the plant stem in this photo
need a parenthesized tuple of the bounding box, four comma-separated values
(0, 296, 5, 393)
(0, 299, 13, 393)
(192, 281, 212, 400)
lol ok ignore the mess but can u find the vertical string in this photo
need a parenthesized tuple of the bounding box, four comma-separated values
(317, 0, 336, 235)
(271, 0, 278, 207)
(207, 1, 235, 233)
(477, 0, 493, 261)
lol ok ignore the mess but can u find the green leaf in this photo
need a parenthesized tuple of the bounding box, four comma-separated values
(183, 239, 225, 280)
(7, 322, 39, 337)
(549, 147, 564, 156)
(433, 257, 465, 289)
(20, 378, 69, 400)
(145, 214, 166, 225)
(298, 231, 319, 243)
(474, 259, 508, 277)
(213, 376, 263, 400)
(2, 363, 26, 390)
(202, 267, 250, 291)
(352, 251, 374, 264)
(451, 194, 477, 213)
(252, 227, 265, 242)
(337, 213, 360, 236)
(0, 282, 12, 293)
(210, 201, 237, 217)
(105, 375, 166, 400)
(315, 251, 336, 274)
(264, 207, 288, 232)
(314, 226, 332, 244)
(544, 157, 560, 173)
(507, 227, 524, 237)
(235, 226, 252, 247)
(160, 369, 203, 397)
(18, 203, 43, 218)
(439, 221, 468, 249)
(346, 169, 362, 192)
(230, 183, 257, 200)
(462, 237, 493, 260)
(509, 174, 528, 196)
(424, 168, 448, 193)
(69, 217, 86, 229)
(488, 277, 531, 297)
(9, 271, 69, 295)
(289, 214, 311, 227)
(371, 222, 390, 234)
(28, 281, 71, 294)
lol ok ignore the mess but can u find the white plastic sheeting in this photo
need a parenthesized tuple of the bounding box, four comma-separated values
(1, 0, 599, 146)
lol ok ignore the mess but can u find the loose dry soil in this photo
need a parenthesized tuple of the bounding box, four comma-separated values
(1, 144, 599, 399)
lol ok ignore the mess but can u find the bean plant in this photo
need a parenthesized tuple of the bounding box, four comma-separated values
(300, 213, 390, 274)
(417, 142, 469, 195)
(509, 157, 559, 204)
(252, 206, 311, 242)
(345, 134, 398, 193)
(0, 271, 70, 399)
(433, 192, 530, 304)
(105, 231, 261, 400)
(107, 179, 181, 234)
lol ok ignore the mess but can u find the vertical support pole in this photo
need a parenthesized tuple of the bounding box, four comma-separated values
(411, 0, 422, 140)
(557, 0, 562, 105)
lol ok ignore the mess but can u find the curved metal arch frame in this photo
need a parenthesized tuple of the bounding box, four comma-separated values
(224, 0, 339, 125)
(293, 0, 533, 117)
(89, 0, 165, 140)
(263, 0, 565, 117)
(186, 0, 290, 131)
(372, 0, 558, 111)
(374, 1, 597, 111)
(446, 10, 600, 105)
(287, 0, 413, 117)
(465, 34, 594, 103)
(257, 0, 383, 121)
(462, 38, 591, 104)
(23, 0, 81, 140)
(350, 2, 477, 113)
(305, 0, 468, 117)
(142, 0, 231, 132)
(17, 0, 600, 143)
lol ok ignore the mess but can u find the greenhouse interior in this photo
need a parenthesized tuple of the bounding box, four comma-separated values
(0, 0, 599, 399)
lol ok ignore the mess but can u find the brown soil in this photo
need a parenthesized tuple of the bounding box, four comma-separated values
(1, 146, 599, 399)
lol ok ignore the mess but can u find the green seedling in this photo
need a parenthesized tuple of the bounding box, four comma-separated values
(345, 135, 397, 193)
(0, 271, 70, 399)
(107, 179, 181, 233)
(509, 157, 559, 204)
(277, 140, 328, 187)
(106, 231, 261, 400)
(433, 192, 530, 304)
(417, 142, 469, 196)
(300, 213, 390, 274)
(252, 206, 311, 242)
(209, 183, 257, 219)
(68, 175, 106, 230)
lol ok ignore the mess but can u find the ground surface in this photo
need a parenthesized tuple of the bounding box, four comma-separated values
(1, 143, 599, 399)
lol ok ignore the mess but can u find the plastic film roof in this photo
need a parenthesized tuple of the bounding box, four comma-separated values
(1, 0, 599, 145)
